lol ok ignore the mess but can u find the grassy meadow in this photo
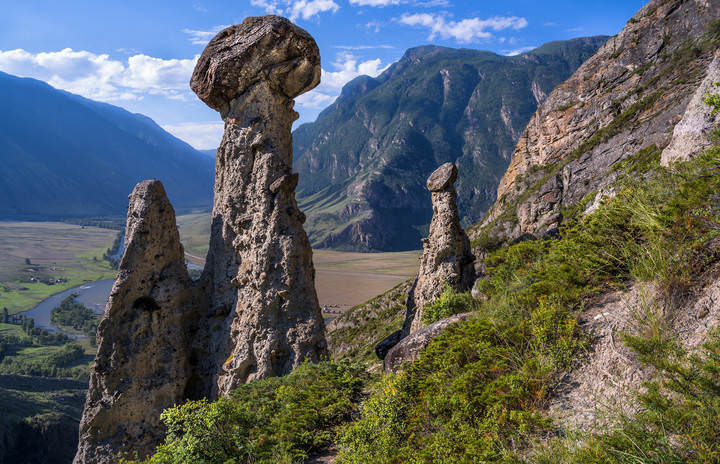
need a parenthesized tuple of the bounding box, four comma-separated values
(0, 222, 118, 314)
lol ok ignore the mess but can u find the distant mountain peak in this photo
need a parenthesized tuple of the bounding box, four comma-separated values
(292, 36, 608, 251)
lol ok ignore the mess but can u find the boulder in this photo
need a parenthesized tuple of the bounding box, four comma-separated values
(385, 313, 473, 373)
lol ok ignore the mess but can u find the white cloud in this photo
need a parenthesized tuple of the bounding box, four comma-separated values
(295, 52, 389, 116)
(288, 0, 339, 20)
(182, 25, 229, 45)
(162, 122, 224, 150)
(0, 47, 199, 102)
(398, 13, 528, 43)
(251, 0, 283, 15)
(250, 0, 338, 20)
(365, 20, 381, 32)
(503, 46, 536, 56)
(349, 0, 450, 6)
(349, 0, 401, 6)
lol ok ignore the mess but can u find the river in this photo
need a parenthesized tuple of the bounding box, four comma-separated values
(18, 279, 115, 334)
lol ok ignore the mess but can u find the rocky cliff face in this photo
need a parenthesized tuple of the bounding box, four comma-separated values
(293, 38, 608, 251)
(75, 16, 327, 463)
(474, 0, 720, 244)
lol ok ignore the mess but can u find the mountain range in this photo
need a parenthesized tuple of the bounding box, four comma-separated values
(293, 36, 608, 251)
(0, 71, 214, 219)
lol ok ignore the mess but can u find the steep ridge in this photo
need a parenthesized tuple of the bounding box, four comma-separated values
(473, 0, 720, 244)
(0, 72, 214, 219)
(293, 37, 608, 251)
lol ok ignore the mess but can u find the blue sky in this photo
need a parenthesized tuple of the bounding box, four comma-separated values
(0, 0, 645, 149)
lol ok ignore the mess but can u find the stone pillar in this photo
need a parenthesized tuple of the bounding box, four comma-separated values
(405, 162, 475, 334)
(190, 16, 327, 395)
(74, 180, 196, 463)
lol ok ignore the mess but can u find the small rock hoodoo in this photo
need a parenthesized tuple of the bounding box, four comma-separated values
(376, 162, 475, 360)
(405, 162, 475, 334)
(74, 16, 327, 463)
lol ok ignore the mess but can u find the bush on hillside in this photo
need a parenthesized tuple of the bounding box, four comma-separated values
(134, 361, 368, 464)
(336, 140, 720, 462)
(421, 284, 477, 324)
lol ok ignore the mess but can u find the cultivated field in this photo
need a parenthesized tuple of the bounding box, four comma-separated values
(176, 213, 421, 309)
(0, 222, 117, 314)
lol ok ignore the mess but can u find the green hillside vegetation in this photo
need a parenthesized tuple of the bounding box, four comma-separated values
(137, 88, 720, 462)
(0, 374, 86, 464)
(293, 38, 608, 251)
(131, 361, 368, 464)
(0, 322, 91, 380)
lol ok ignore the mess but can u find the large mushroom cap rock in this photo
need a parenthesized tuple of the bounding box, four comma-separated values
(426, 162, 458, 192)
(190, 15, 321, 112)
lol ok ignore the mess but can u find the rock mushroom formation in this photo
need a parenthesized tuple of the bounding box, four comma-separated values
(74, 180, 196, 464)
(74, 16, 328, 462)
(403, 162, 476, 334)
(190, 15, 327, 395)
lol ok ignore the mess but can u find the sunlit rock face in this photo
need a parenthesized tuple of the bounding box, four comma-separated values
(74, 180, 197, 463)
(190, 15, 326, 396)
(74, 16, 328, 463)
(404, 162, 475, 334)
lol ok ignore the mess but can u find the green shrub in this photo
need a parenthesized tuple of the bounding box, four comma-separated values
(421, 285, 477, 324)
(337, 144, 720, 462)
(136, 360, 368, 464)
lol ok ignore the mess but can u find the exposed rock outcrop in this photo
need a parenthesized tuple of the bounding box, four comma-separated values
(404, 163, 475, 334)
(75, 180, 196, 464)
(549, 265, 720, 431)
(475, 0, 720, 244)
(385, 313, 472, 373)
(661, 54, 720, 165)
(75, 16, 328, 462)
(191, 15, 326, 396)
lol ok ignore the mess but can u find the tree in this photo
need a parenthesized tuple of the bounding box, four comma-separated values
(2, 308, 8, 324)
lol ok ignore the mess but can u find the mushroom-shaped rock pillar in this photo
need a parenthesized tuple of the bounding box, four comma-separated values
(404, 162, 475, 335)
(191, 16, 327, 396)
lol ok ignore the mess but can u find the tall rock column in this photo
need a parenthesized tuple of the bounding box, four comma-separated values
(405, 163, 475, 334)
(74, 180, 196, 464)
(190, 16, 327, 396)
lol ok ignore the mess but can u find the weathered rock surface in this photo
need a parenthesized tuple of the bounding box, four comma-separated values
(549, 264, 720, 430)
(385, 313, 472, 373)
(75, 16, 329, 462)
(190, 15, 326, 396)
(75, 180, 196, 464)
(474, 0, 720, 244)
(661, 53, 720, 165)
(404, 163, 475, 334)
